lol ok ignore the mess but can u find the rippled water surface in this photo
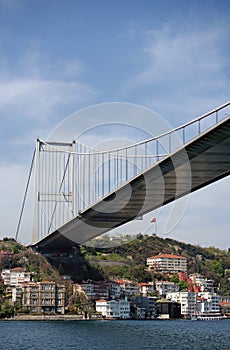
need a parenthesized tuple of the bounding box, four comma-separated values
(1, 319, 230, 350)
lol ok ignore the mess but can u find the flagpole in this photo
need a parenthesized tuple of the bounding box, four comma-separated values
(151, 217, 157, 235)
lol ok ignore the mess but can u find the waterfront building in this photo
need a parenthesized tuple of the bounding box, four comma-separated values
(157, 300, 181, 319)
(1, 268, 31, 286)
(166, 291, 197, 318)
(155, 281, 179, 297)
(146, 254, 187, 273)
(196, 292, 221, 316)
(95, 298, 130, 319)
(219, 301, 230, 317)
(131, 296, 157, 319)
(205, 279, 215, 291)
(21, 281, 66, 314)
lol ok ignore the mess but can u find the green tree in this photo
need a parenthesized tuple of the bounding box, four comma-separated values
(178, 280, 188, 291)
(68, 292, 94, 315)
(204, 259, 223, 280)
(170, 274, 179, 283)
(0, 300, 14, 318)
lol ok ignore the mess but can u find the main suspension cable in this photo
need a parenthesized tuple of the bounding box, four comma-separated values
(15, 149, 36, 241)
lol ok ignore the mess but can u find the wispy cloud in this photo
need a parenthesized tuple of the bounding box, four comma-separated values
(123, 19, 230, 121)
(127, 21, 228, 86)
(0, 45, 97, 121)
(0, 44, 98, 159)
(0, 78, 96, 121)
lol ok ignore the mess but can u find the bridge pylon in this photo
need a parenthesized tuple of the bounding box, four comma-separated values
(32, 139, 76, 243)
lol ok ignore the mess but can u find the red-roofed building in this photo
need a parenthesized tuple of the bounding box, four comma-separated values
(136, 282, 155, 296)
(147, 253, 187, 273)
(219, 301, 230, 317)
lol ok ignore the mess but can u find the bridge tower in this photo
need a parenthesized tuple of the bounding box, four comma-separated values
(32, 139, 76, 243)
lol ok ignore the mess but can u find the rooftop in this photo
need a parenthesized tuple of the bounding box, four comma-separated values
(148, 254, 187, 259)
(10, 267, 25, 272)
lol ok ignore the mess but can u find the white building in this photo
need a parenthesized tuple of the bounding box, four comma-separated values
(147, 254, 187, 273)
(156, 281, 179, 296)
(137, 282, 155, 296)
(166, 291, 197, 317)
(96, 299, 130, 319)
(189, 274, 214, 292)
(1, 268, 31, 286)
(166, 291, 221, 318)
(196, 292, 221, 316)
(12, 286, 23, 302)
(189, 273, 206, 291)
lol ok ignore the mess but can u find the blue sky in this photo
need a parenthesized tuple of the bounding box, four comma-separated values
(0, 0, 230, 249)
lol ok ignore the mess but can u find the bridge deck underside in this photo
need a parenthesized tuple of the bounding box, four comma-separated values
(32, 117, 230, 252)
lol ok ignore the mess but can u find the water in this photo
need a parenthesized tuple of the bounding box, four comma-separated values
(0, 319, 230, 350)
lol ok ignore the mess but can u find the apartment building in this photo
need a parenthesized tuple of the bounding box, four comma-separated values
(166, 291, 197, 318)
(131, 296, 157, 319)
(189, 273, 215, 292)
(1, 268, 31, 286)
(196, 292, 221, 316)
(137, 282, 155, 296)
(166, 291, 221, 318)
(74, 281, 121, 300)
(115, 280, 139, 297)
(155, 281, 179, 297)
(21, 281, 65, 314)
(147, 254, 187, 273)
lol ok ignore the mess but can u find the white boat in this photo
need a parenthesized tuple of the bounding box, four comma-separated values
(191, 313, 223, 321)
(197, 315, 223, 321)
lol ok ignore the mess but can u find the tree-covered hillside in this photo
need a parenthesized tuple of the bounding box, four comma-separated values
(1, 235, 230, 295)
(81, 234, 230, 295)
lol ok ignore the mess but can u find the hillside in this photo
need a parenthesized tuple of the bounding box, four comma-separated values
(1, 235, 230, 295)
(0, 238, 61, 283)
(81, 234, 230, 294)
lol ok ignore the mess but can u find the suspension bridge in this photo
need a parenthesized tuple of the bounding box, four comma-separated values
(16, 102, 230, 252)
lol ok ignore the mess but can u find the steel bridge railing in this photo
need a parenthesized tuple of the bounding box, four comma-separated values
(33, 101, 230, 240)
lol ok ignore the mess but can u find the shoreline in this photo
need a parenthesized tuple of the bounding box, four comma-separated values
(2, 315, 229, 321)
(2, 314, 100, 321)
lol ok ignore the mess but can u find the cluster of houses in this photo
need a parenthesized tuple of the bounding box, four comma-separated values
(0, 267, 66, 314)
(1, 252, 230, 319)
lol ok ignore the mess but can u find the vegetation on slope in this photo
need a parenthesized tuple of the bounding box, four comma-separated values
(1, 234, 230, 296)
(81, 234, 230, 294)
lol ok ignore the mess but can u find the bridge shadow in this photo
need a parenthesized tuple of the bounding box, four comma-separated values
(40, 245, 104, 283)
